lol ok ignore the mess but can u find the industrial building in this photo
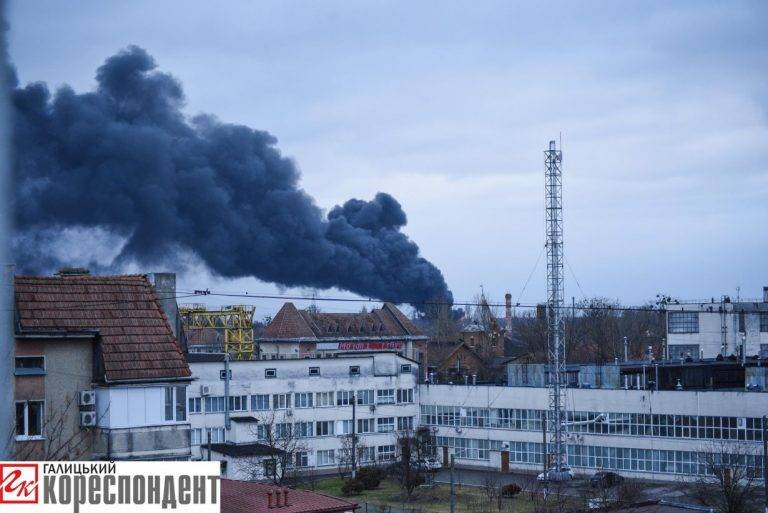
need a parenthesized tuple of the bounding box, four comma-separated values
(186, 352, 420, 480)
(665, 287, 768, 360)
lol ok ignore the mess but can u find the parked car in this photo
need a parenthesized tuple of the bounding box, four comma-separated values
(590, 471, 624, 488)
(422, 458, 442, 472)
(537, 467, 574, 482)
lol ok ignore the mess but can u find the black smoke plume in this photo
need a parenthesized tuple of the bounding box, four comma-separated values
(11, 46, 452, 308)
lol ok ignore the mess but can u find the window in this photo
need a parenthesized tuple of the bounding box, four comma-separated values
(356, 390, 374, 405)
(165, 386, 186, 421)
(761, 313, 768, 333)
(398, 416, 414, 431)
(316, 392, 334, 407)
(252, 394, 270, 411)
(14, 356, 45, 375)
(188, 397, 202, 414)
(669, 344, 700, 361)
(205, 396, 226, 413)
(295, 452, 309, 467)
(204, 427, 226, 443)
(360, 446, 376, 463)
(265, 368, 277, 379)
(397, 389, 414, 404)
(316, 421, 335, 436)
(276, 423, 292, 439)
(377, 445, 396, 461)
(256, 424, 269, 440)
(357, 418, 374, 433)
(308, 366, 320, 376)
(377, 417, 395, 433)
(377, 389, 395, 405)
(337, 391, 353, 406)
(317, 449, 335, 466)
(263, 460, 277, 478)
(191, 428, 202, 446)
(739, 311, 746, 333)
(273, 393, 291, 410)
(295, 392, 313, 408)
(400, 364, 412, 374)
(296, 422, 313, 438)
(228, 395, 248, 412)
(349, 366, 361, 376)
(339, 420, 354, 435)
(668, 312, 699, 334)
(15, 401, 43, 439)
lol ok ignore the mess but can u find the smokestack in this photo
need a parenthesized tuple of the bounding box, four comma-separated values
(504, 293, 513, 331)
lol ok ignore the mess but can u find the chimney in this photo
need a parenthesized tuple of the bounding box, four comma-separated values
(763, 286, 768, 303)
(275, 489, 283, 507)
(504, 293, 513, 331)
(267, 491, 274, 508)
(284, 490, 290, 507)
(147, 273, 179, 339)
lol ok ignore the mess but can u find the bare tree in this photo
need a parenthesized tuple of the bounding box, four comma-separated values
(238, 411, 308, 485)
(688, 442, 760, 513)
(392, 427, 433, 501)
(336, 434, 372, 477)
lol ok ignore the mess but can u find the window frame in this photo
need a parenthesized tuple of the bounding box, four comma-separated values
(14, 356, 46, 376)
(265, 368, 277, 379)
(349, 365, 361, 376)
(308, 366, 320, 376)
(15, 400, 44, 440)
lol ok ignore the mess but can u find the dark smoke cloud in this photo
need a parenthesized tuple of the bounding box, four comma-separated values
(11, 46, 452, 308)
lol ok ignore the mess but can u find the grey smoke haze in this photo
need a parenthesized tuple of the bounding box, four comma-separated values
(11, 46, 452, 307)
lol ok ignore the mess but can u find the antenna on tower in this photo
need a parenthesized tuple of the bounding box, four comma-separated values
(544, 138, 567, 474)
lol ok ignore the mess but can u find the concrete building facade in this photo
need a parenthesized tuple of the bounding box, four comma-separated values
(665, 288, 768, 360)
(187, 353, 419, 480)
(420, 380, 768, 482)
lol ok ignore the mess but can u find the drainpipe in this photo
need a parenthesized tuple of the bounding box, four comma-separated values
(224, 353, 231, 431)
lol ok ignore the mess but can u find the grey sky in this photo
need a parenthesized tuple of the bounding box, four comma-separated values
(8, 1, 768, 317)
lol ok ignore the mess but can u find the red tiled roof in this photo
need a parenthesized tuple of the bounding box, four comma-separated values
(262, 302, 423, 340)
(14, 275, 191, 382)
(221, 480, 357, 513)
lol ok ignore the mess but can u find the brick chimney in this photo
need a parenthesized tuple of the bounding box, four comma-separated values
(275, 489, 282, 507)
(267, 491, 274, 508)
(284, 490, 290, 506)
(504, 293, 513, 331)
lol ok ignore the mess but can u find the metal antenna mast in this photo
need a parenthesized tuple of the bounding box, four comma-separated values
(544, 139, 566, 472)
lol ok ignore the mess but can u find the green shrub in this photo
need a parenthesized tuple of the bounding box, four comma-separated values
(501, 483, 522, 497)
(341, 478, 365, 496)
(357, 466, 385, 490)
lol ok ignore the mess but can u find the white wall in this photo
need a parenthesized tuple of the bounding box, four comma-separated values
(96, 385, 185, 429)
(667, 305, 768, 358)
(189, 354, 420, 472)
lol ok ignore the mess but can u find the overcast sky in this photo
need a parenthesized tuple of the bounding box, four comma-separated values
(8, 1, 768, 317)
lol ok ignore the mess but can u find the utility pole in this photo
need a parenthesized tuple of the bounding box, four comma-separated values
(544, 139, 567, 473)
(224, 352, 231, 431)
(351, 392, 357, 479)
(450, 455, 456, 513)
(763, 416, 767, 513)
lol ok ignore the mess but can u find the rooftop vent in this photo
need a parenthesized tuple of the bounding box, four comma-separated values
(55, 267, 90, 277)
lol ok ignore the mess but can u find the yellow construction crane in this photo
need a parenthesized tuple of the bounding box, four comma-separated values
(179, 304, 256, 360)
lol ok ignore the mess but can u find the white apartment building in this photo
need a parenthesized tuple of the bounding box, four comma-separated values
(187, 353, 420, 480)
(666, 287, 768, 360)
(420, 381, 768, 482)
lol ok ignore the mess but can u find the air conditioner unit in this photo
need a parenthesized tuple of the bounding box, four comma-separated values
(501, 442, 510, 450)
(79, 390, 96, 407)
(369, 405, 376, 412)
(201, 385, 211, 396)
(737, 417, 747, 429)
(80, 411, 96, 427)
(286, 409, 293, 417)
